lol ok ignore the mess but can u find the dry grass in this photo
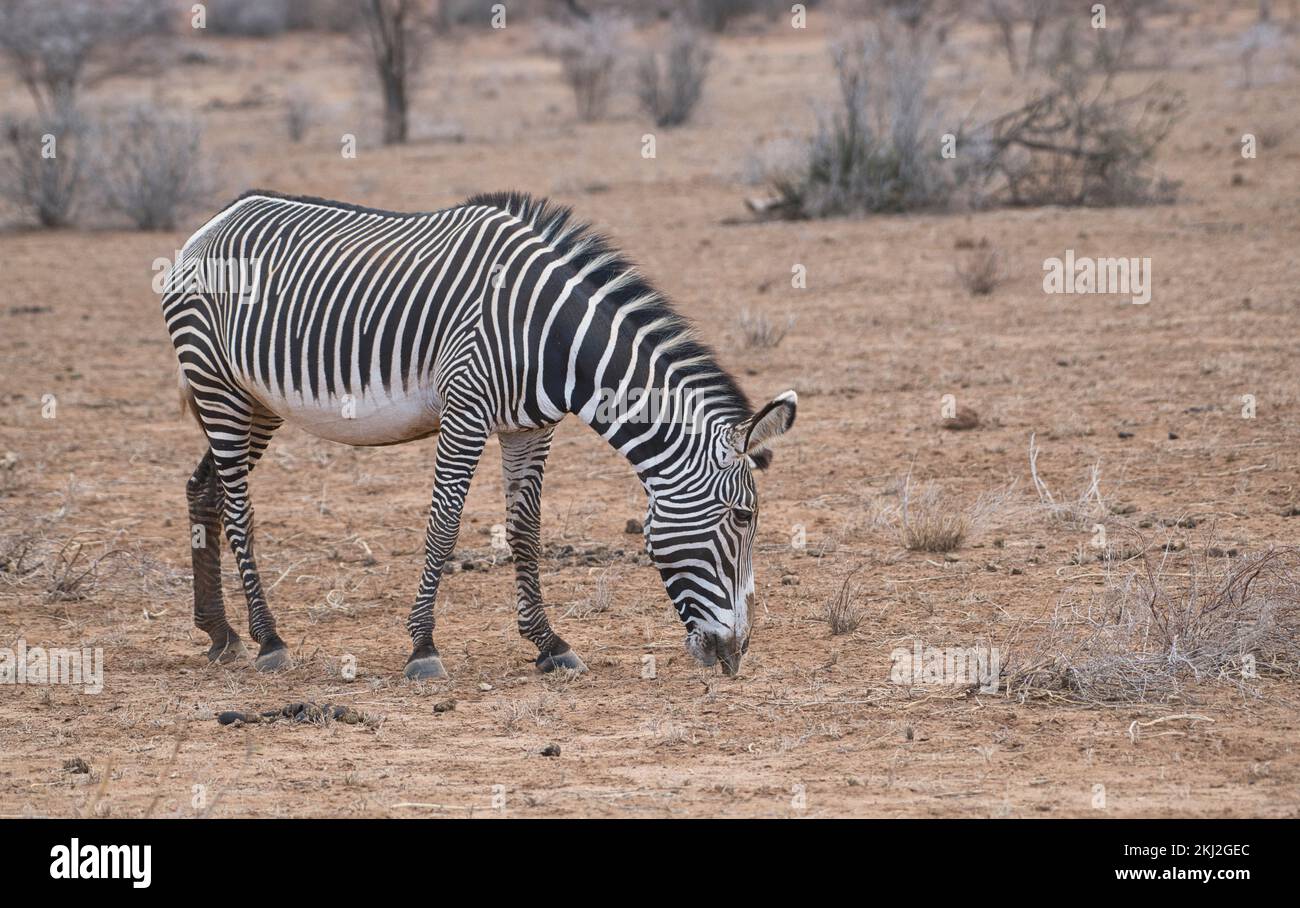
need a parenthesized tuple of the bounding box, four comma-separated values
(562, 567, 614, 619)
(1028, 433, 1109, 529)
(954, 243, 1005, 295)
(816, 566, 868, 636)
(1004, 542, 1300, 704)
(897, 473, 1013, 554)
(736, 309, 794, 350)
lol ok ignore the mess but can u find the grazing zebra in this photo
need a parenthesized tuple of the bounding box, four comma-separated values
(162, 190, 796, 680)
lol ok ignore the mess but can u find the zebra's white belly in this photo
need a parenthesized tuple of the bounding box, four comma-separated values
(259, 387, 443, 446)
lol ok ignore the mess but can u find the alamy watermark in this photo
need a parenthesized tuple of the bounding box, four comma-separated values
(1043, 250, 1151, 305)
(890, 641, 1000, 693)
(0, 638, 103, 694)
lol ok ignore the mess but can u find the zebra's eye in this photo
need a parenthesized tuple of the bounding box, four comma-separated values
(732, 508, 754, 526)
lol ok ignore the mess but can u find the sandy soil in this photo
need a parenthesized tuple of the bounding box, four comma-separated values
(1, 4, 1298, 817)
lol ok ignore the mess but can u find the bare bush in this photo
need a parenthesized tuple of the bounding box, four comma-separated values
(737, 309, 794, 350)
(285, 91, 314, 142)
(0, 0, 167, 116)
(1028, 433, 1108, 530)
(758, 5, 1181, 218)
(818, 566, 867, 636)
(542, 13, 628, 122)
(0, 113, 89, 227)
(636, 22, 712, 128)
(207, 0, 291, 36)
(690, 0, 758, 34)
(1004, 545, 1300, 703)
(985, 0, 1155, 77)
(98, 106, 211, 231)
(980, 70, 1183, 207)
(762, 19, 957, 218)
(358, 0, 435, 144)
(954, 242, 1004, 295)
(286, 0, 363, 31)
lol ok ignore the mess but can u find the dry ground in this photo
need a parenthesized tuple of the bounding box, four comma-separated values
(1, 4, 1298, 817)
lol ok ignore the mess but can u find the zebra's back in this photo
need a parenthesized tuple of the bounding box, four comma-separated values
(165, 192, 525, 445)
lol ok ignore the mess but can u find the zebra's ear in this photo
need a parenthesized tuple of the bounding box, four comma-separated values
(733, 390, 797, 469)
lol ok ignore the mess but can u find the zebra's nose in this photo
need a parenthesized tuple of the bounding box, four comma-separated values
(714, 632, 743, 676)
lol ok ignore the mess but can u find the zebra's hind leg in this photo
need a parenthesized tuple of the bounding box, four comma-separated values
(187, 450, 246, 664)
(499, 428, 587, 675)
(403, 409, 491, 681)
(202, 407, 289, 672)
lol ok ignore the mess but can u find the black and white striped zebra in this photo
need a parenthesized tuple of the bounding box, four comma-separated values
(162, 190, 796, 679)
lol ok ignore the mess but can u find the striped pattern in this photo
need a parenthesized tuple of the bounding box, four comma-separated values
(162, 190, 795, 676)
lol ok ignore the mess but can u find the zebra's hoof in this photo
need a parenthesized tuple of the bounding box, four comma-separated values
(206, 635, 248, 665)
(404, 656, 449, 681)
(536, 648, 587, 674)
(254, 644, 291, 673)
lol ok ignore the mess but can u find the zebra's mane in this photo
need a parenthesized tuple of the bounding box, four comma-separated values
(465, 190, 755, 422)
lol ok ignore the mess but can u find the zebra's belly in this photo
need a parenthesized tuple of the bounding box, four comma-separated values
(258, 387, 443, 446)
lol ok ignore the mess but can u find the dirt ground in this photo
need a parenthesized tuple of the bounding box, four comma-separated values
(2, 4, 1298, 818)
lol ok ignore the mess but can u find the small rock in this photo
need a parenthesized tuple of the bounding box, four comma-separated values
(1168, 432, 1179, 440)
(781, 574, 799, 586)
(433, 698, 457, 713)
(624, 518, 642, 534)
(478, 682, 493, 692)
(1118, 431, 1134, 439)
(1009, 567, 1023, 575)
(1280, 505, 1300, 518)
(540, 743, 561, 757)
(940, 406, 980, 431)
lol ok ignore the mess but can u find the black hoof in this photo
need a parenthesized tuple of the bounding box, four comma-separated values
(206, 634, 248, 665)
(254, 639, 290, 673)
(404, 644, 448, 681)
(536, 647, 587, 674)
(404, 656, 448, 681)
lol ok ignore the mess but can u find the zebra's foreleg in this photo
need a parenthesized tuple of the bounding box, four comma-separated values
(187, 450, 246, 664)
(404, 412, 490, 681)
(499, 428, 586, 674)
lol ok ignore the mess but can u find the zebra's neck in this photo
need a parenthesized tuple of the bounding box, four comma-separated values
(566, 330, 738, 492)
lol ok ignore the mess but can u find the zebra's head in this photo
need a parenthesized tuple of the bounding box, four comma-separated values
(645, 390, 797, 676)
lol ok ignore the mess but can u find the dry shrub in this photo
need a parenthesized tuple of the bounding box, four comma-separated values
(1028, 433, 1108, 530)
(690, 0, 759, 33)
(98, 105, 211, 230)
(0, 113, 89, 227)
(636, 21, 712, 128)
(736, 309, 794, 350)
(979, 72, 1183, 208)
(984, 0, 1157, 77)
(207, 0, 291, 36)
(900, 479, 971, 552)
(1004, 544, 1300, 703)
(954, 242, 1004, 295)
(542, 13, 628, 122)
(285, 91, 314, 143)
(0, 0, 168, 116)
(758, 3, 1181, 218)
(764, 16, 956, 218)
(818, 566, 867, 636)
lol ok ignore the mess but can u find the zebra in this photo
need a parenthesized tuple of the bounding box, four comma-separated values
(162, 190, 796, 680)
